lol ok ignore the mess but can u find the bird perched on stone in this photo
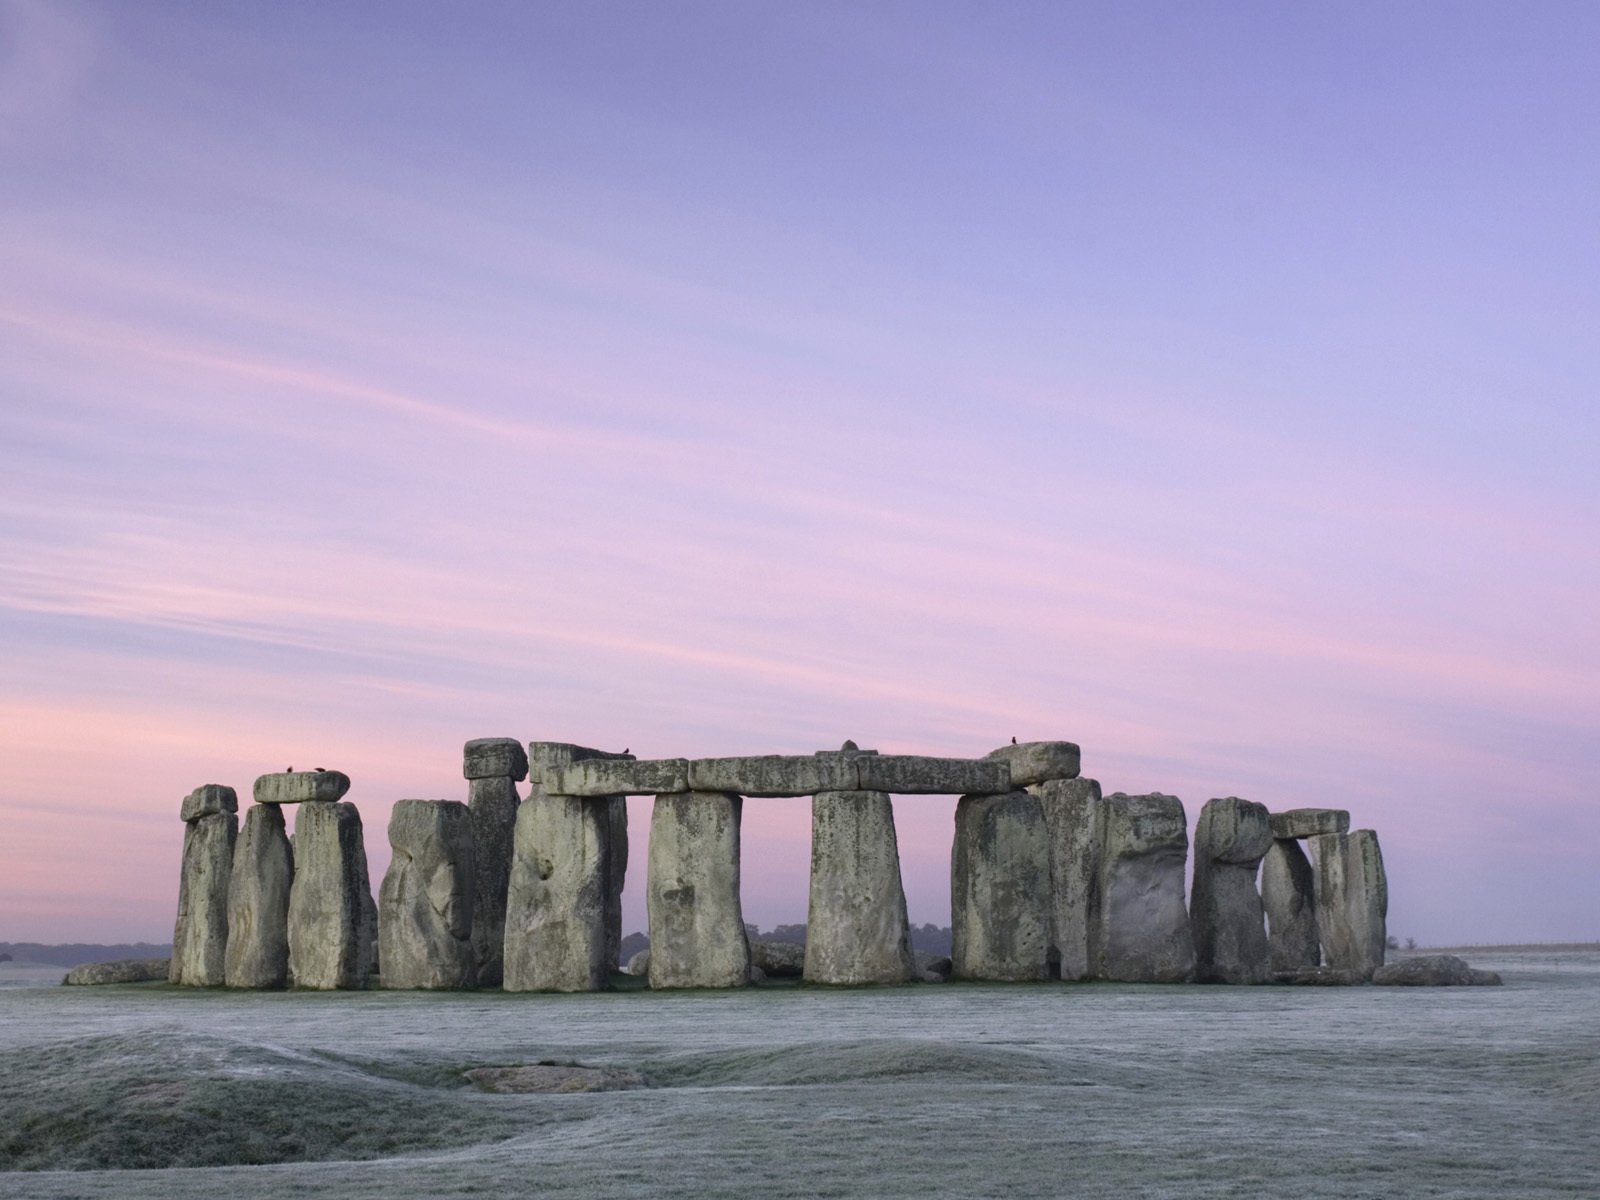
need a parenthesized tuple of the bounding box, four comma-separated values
(1011, 736, 1017, 745)
(313, 767, 325, 773)
(286, 765, 293, 772)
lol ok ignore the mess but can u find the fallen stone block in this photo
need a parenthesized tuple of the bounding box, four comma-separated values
(1270, 808, 1349, 839)
(1032, 776, 1103, 981)
(647, 791, 749, 989)
(380, 800, 477, 990)
(546, 758, 689, 797)
(1312, 829, 1388, 980)
(1190, 796, 1273, 984)
(1097, 793, 1195, 983)
(805, 790, 915, 985)
(951, 790, 1053, 981)
(180, 783, 238, 822)
(986, 741, 1081, 786)
(463, 737, 528, 781)
(751, 939, 805, 978)
(287, 800, 376, 989)
(63, 958, 171, 986)
(688, 754, 860, 797)
(170, 793, 237, 987)
(253, 770, 351, 805)
(1272, 966, 1365, 986)
(225, 803, 294, 988)
(1372, 955, 1503, 986)
(857, 755, 1010, 795)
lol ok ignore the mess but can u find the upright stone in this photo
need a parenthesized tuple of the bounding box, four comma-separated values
(804, 789, 915, 985)
(1032, 777, 1103, 981)
(225, 804, 293, 988)
(950, 790, 1052, 981)
(380, 800, 476, 989)
(1190, 796, 1273, 984)
(646, 791, 749, 989)
(1261, 839, 1320, 972)
(1312, 829, 1388, 979)
(170, 785, 237, 986)
(463, 738, 528, 987)
(287, 801, 376, 989)
(1096, 793, 1195, 983)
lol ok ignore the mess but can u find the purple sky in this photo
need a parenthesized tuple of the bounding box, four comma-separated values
(2, 1, 1596, 946)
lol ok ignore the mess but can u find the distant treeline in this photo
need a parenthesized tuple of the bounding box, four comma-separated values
(617, 923, 952, 965)
(0, 943, 172, 967)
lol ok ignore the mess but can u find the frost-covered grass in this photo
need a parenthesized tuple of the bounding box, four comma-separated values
(1, 950, 1595, 1197)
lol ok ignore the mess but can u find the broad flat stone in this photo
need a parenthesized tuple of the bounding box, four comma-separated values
(225, 804, 294, 988)
(1271, 808, 1349, 839)
(546, 758, 689, 797)
(986, 741, 1081, 786)
(169, 811, 236, 986)
(287, 801, 376, 989)
(1312, 829, 1388, 980)
(380, 800, 477, 990)
(1372, 955, 1502, 986)
(751, 939, 806, 978)
(253, 771, 351, 805)
(1096, 793, 1195, 983)
(688, 754, 860, 797)
(63, 958, 171, 985)
(804, 790, 915, 985)
(647, 791, 749, 989)
(951, 790, 1052, 981)
(463, 737, 529, 781)
(528, 741, 633, 774)
(1273, 966, 1364, 986)
(466, 774, 520, 987)
(1031, 777, 1103, 981)
(857, 755, 1010, 796)
(1190, 797, 1273, 984)
(180, 784, 237, 822)
(1262, 839, 1320, 972)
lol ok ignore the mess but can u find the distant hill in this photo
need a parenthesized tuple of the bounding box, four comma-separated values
(0, 943, 173, 967)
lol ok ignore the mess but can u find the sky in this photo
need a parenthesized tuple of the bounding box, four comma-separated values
(2, 0, 1596, 947)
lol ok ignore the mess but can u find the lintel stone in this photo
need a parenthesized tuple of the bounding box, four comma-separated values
(985, 741, 1081, 786)
(545, 758, 689, 797)
(253, 771, 350, 805)
(687, 754, 860, 797)
(1271, 808, 1350, 839)
(856, 755, 1010, 795)
(463, 738, 528, 781)
(181, 784, 238, 822)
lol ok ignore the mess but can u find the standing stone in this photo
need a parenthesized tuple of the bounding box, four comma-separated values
(950, 790, 1053, 981)
(804, 789, 915, 985)
(647, 791, 750, 989)
(603, 795, 628, 967)
(287, 801, 376, 989)
(379, 800, 476, 990)
(1261, 838, 1320, 972)
(225, 804, 294, 988)
(1096, 793, 1195, 983)
(463, 738, 527, 987)
(1312, 829, 1388, 979)
(1190, 797, 1273, 984)
(1032, 777, 1103, 981)
(170, 785, 237, 986)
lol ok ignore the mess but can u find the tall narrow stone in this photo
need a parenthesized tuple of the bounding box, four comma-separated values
(1312, 829, 1388, 979)
(380, 800, 476, 990)
(1097, 793, 1195, 983)
(1032, 777, 1103, 981)
(1261, 838, 1320, 972)
(804, 789, 914, 985)
(951, 790, 1052, 981)
(503, 791, 620, 992)
(287, 801, 376, 989)
(170, 785, 237, 986)
(1190, 796, 1273, 984)
(647, 791, 749, 989)
(603, 794, 628, 968)
(225, 804, 293, 988)
(463, 738, 527, 987)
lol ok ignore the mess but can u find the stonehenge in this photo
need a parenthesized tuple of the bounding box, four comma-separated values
(169, 740, 1398, 993)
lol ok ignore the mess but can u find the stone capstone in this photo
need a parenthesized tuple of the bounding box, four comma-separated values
(1190, 797, 1273, 984)
(646, 791, 750, 989)
(804, 790, 915, 985)
(1096, 793, 1195, 983)
(463, 737, 529, 781)
(1270, 809, 1350, 840)
(546, 757, 685, 797)
(253, 771, 351, 805)
(63, 958, 170, 985)
(379, 799, 477, 990)
(1261, 839, 1320, 973)
(1372, 955, 1503, 986)
(225, 803, 294, 988)
(950, 790, 1053, 981)
(688, 754, 859, 797)
(286, 800, 376, 989)
(857, 755, 1010, 796)
(170, 805, 237, 987)
(986, 741, 1081, 787)
(1312, 829, 1388, 980)
(179, 784, 238, 822)
(1031, 776, 1103, 981)
(541, 751, 1012, 797)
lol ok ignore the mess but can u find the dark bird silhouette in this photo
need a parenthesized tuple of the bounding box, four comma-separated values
(313, 767, 325, 773)
(286, 765, 293, 772)
(623, 747, 630, 755)
(1010, 736, 1017, 745)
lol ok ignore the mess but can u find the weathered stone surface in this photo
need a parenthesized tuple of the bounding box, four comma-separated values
(1372, 955, 1503, 986)
(804, 790, 915, 985)
(253, 771, 351, 806)
(528, 741, 633, 774)
(624, 948, 650, 976)
(915, 953, 953, 982)
(1032, 777, 1102, 981)
(1096, 793, 1195, 983)
(63, 958, 170, 985)
(225, 804, 294, 988)
(287, 801, 376, 989)
(646, 791, 749, 989)
(1262, 839, 1320, 973)
(858, 755, 1010, 795)
(951, 790, 1052, 981)
(603, 795, 629, 972)
(180, 784, 237, 822)
(987, 741, 1081, 786)
(751, 939, 806, 978)
(546, 758, 688, 797)
(688, 754, 860, 797)
(464, 1064, 646, 1093)
(1273, 966, 1365, 986)
(380, 800, 476, 990)
(1270, 808, 1349, 839)
(170, 810, 236, 986)
(1312, 829, 1388, 980)
(463, 737, 528, 781)
(465, 774, 519, 987)
(1191, 797, 1273, 984)
(503, 791, 623, 992)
